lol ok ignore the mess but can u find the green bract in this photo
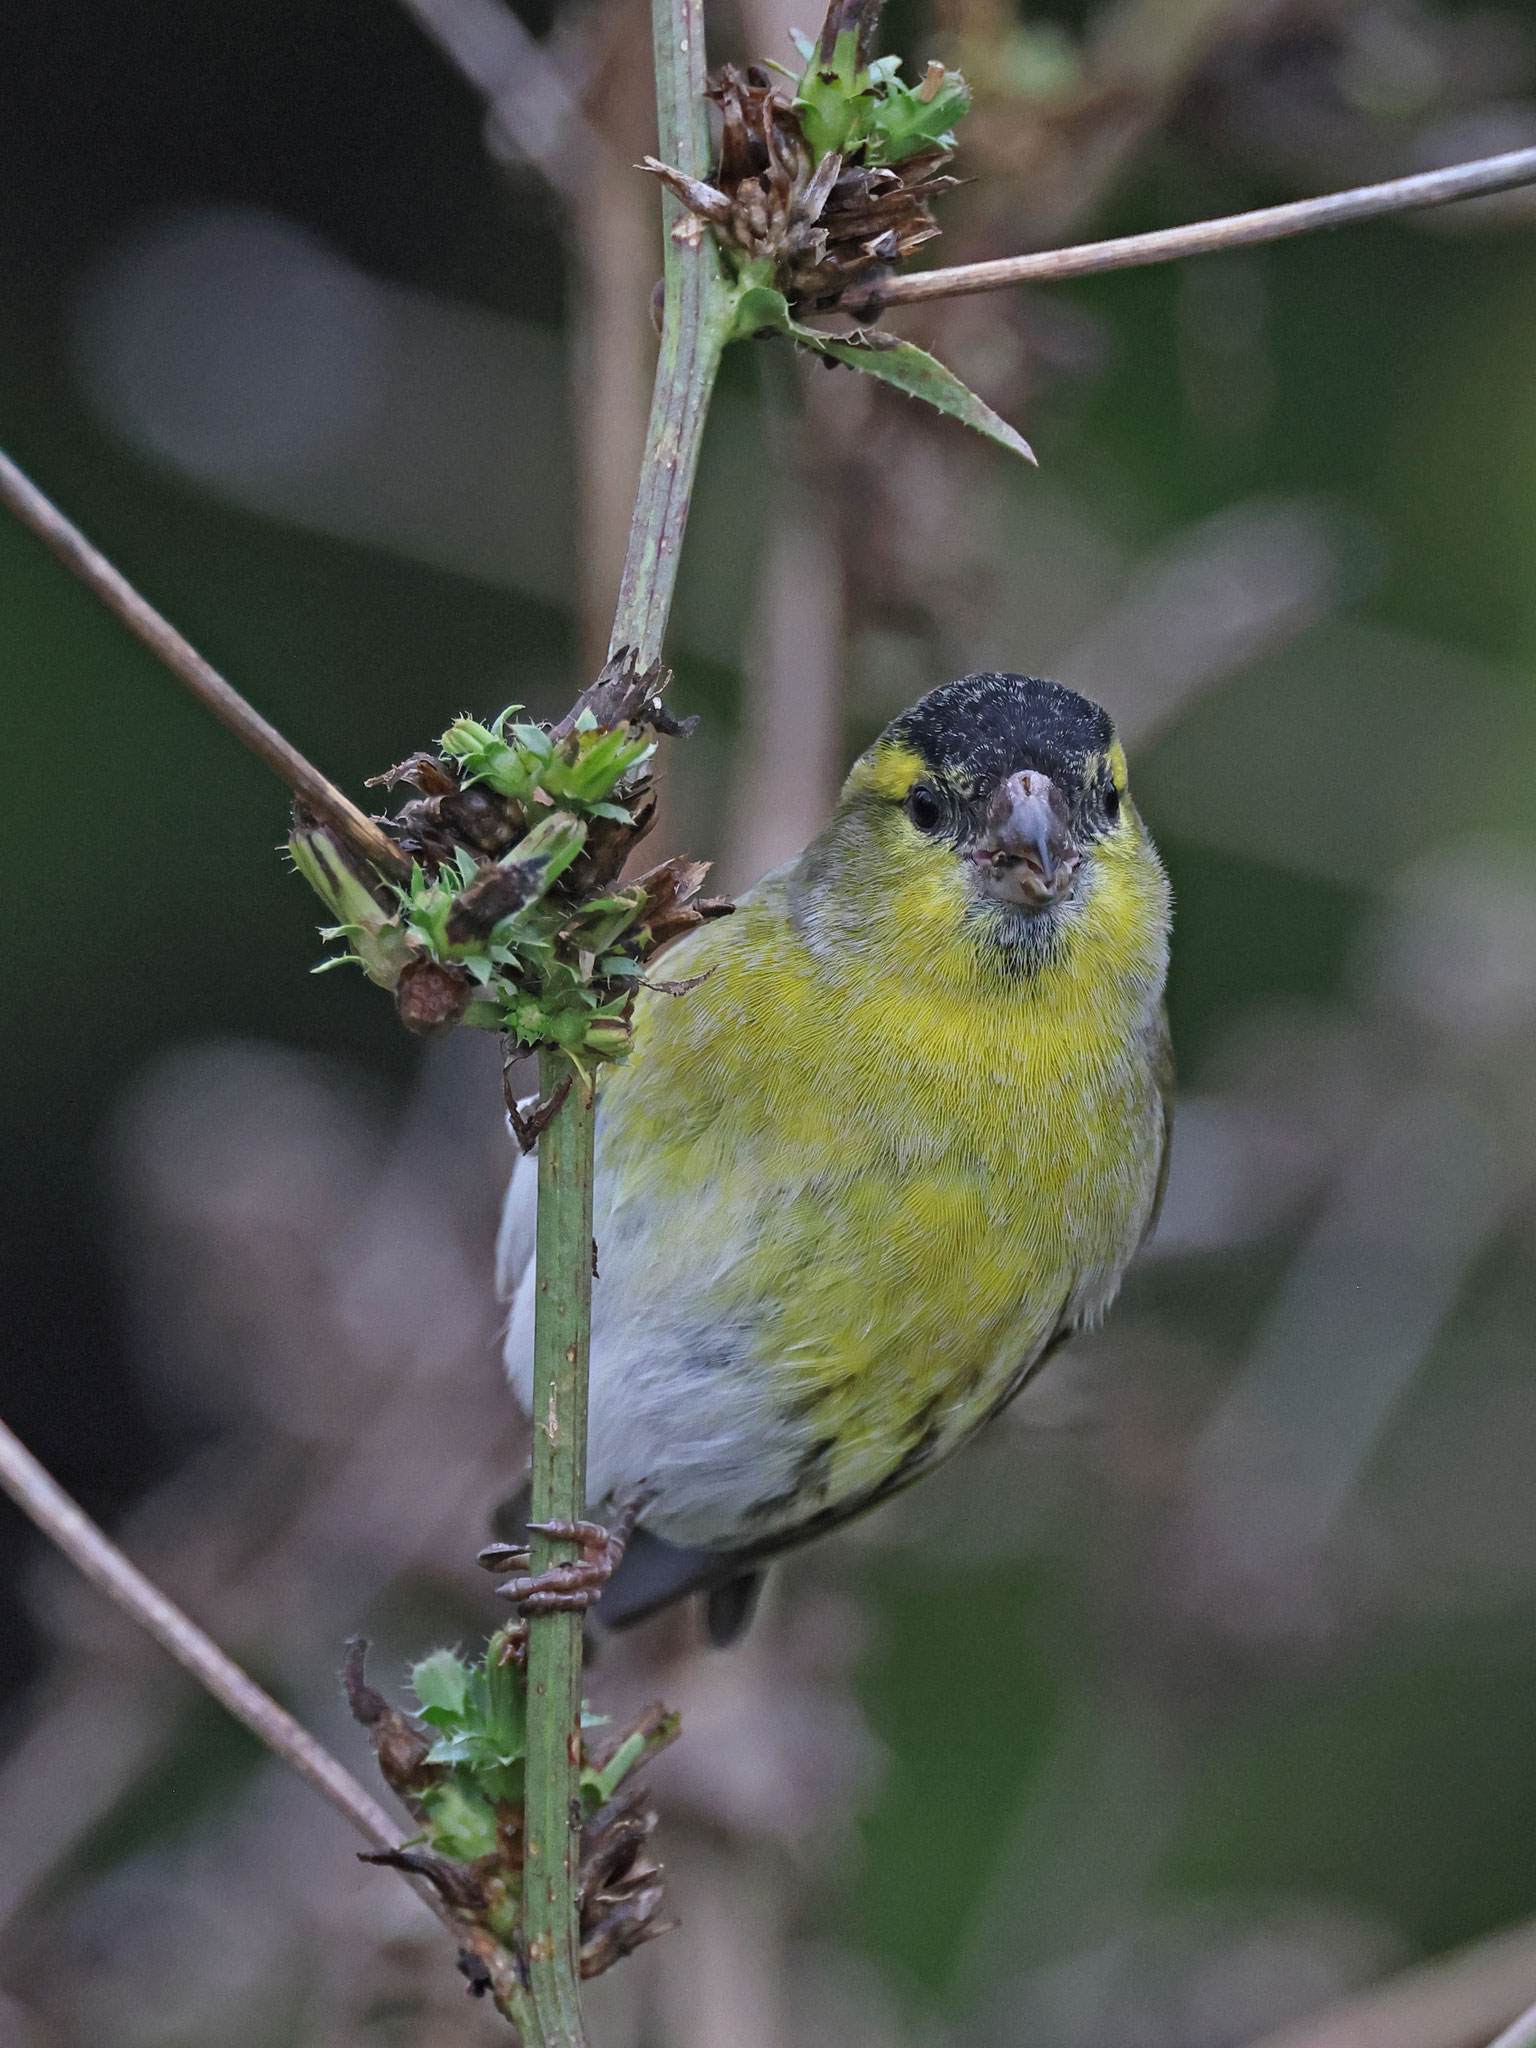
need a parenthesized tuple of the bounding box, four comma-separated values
(791, 29, 970, 166)
(442, 707, 654, 823)
(407, 1640, 650, 1868)
(413, 1641, 528, 1823)
(289, 828, 414, 989)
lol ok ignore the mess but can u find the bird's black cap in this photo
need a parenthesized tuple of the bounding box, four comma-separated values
(890, 673, 1116, 800)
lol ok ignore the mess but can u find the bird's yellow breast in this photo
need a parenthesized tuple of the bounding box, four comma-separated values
(595, 799, 1170, 1537)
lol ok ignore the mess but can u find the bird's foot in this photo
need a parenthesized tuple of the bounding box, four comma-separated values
(477, 1499, 642, 1617)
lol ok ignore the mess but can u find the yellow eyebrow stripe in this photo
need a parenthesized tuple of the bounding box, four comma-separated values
(850, 742, 927, 802)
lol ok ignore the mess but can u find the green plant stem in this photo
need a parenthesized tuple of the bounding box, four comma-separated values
(608, 0, 732, 669)
(523, 1047, 597, 2043)
(520, 0, 732, 2033)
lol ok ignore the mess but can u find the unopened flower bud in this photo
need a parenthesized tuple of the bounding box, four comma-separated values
(584, 1018, 634, 1056)
(395, 958, 474, 1036)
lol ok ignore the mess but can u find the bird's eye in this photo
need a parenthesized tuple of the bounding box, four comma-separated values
(1104, 784, 1122, 822)
(906, 783, 944, 833)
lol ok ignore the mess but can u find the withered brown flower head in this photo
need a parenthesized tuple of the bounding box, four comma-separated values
(649, 64, 960, 314)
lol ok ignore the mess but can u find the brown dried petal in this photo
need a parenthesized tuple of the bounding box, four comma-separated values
(580, 1892, 675, 1978)
(441, 785, 523, 856)
(444, 858, 546, 943)
(781, 223, 830, 265)
(796, 151, 844, 228)
(646, 909, 732, 956)
(358, 1846, 488, 1911)
(342, 1639, 441, 1799)
(637, 156, 734, 223)
(631, 857, 736, 953)
(389, 796, 470, 869)
(716, 92, 761, 187)
(551, 648, 683, 742)
(366, 750, 458, 796)
(916, 58, 947, 102)
(708, 65, 814, 209)
(893, 221, 943, 255)
(634, 855, 712, 916)
(836, 187, 947, 229)
(580, 1813, 655, 1902)
(568, 787, 658, 895)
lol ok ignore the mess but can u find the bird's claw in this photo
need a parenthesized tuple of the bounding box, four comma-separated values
(478, 1514, 633, 1617)
(477, 1541, 531, 1574)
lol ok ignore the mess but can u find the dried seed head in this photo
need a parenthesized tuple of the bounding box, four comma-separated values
(346, 1639, 679, 1988)
(645, 65, 961, 313)
(631, 854, 735, 956)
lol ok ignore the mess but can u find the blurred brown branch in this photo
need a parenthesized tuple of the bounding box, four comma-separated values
(397, 0, 600, 197)
(1492, 1999, 1536, 2048)
(397, 0, 659, 680)
(0, 1418, 396, 1847)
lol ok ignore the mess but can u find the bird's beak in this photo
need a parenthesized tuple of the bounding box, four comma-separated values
(970, 770, 1079, 909)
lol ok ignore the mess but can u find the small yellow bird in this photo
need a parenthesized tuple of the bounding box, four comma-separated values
(497, 671, 1172, 1641)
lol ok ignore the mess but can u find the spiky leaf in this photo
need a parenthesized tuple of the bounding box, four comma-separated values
(805, 328, 1035, 462)
(726, 284, 1033, 461)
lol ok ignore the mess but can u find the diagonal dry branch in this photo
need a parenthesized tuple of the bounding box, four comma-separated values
(0, 1411, 539, 2031)
(852, 143, 1536, 310)
(0, 1419, 393, 1844)
(1244, 1910, 1536, 2047)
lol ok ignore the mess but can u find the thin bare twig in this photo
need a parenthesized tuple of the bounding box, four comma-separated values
(0, 446, 409, 882)
(1248, 1910, 1536, 2048)
(855, 144, 1536, 310)
(0, 1412, 533, 2025)
(0, 1417, 389, 1839)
